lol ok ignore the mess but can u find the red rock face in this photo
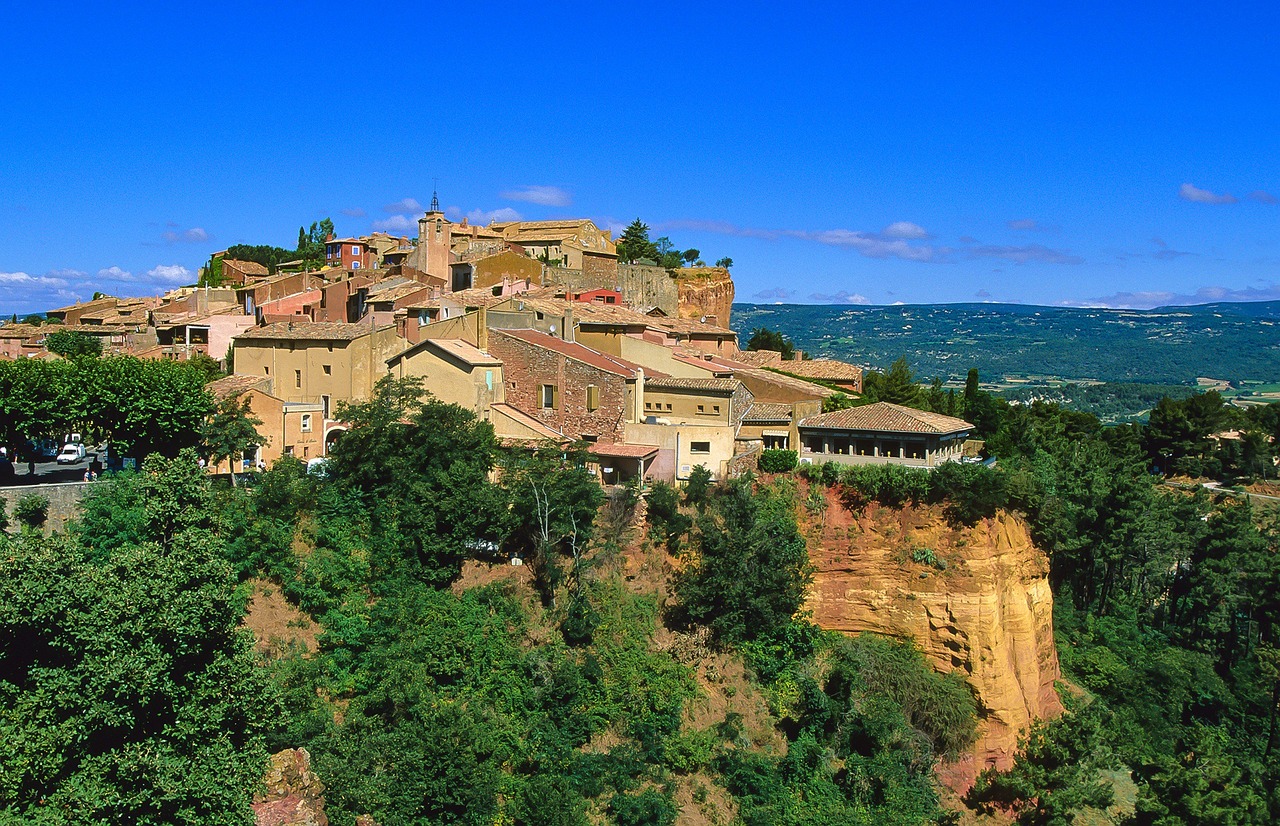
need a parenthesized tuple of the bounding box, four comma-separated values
(676, 268, 735, 327)
(800, 488, 1063, 791)
(254, 748, 328, 826)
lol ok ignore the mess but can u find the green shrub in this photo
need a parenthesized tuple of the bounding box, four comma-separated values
(14, 493, 49, 531)
(930, 461, 1008, 525)
(609, 788, 678, 826)
(758, 449, 799, 474)
(683, 465, 713, 507)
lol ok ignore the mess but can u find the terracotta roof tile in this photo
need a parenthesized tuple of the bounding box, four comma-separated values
(644, 377, 741, 393)
(494, 329, 657, 379)
(207, 374, 272, 400)
(234, 321, 389, 342)
(742, 403, 793, 423)
(588, 442, 660, 459)
(800, 402, 973, 434)
(773, 358, 863, 381)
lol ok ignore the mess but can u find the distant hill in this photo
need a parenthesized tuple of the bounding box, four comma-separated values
(732, 300, 1280, 384)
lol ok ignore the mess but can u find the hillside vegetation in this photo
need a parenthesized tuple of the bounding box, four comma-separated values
(3, 375, 1279, 824)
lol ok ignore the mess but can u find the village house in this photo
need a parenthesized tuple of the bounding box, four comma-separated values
(220, 259, 270, 285)
(736, 400, 824, 450)
(387, 336, 504, 418)
(152, 310, 255, 362)
(489, 219, 619, 278)
(485, 328, 647, 444)
(204, 374, 324, 471)
(742, 352, 864, 394)
(448, 248, 543, 292)
(324, 237, 374, 270)
(45, 297, 120, 325)
(231, 321, 408, 448)
(797, 402, 973, 468)
(623, 376, 754, 483)
(0, 324, 44, 359)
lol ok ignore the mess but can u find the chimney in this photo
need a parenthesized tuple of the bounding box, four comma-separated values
(476, 306, 488, 351)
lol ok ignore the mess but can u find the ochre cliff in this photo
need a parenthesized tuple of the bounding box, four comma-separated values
(676, 267, 735, 326)
(801, 489, 1062, 790)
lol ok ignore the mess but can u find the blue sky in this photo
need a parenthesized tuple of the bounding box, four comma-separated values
(1, 2, 1277, 314)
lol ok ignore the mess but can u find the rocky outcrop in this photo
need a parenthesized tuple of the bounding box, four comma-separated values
(676, 267, 735, 327)
(801, 490, 1062, 790)
(254, 749, 328, 826)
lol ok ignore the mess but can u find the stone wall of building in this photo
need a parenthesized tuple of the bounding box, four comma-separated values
(542, 264, 681, 317)
(618, 264, 679, 315)
(487, 331, 630, 441)
(0, 481, 93, 533)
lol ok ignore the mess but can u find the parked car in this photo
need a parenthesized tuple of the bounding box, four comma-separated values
(56, 443, 86, 464)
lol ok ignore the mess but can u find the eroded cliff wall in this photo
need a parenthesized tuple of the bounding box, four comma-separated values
(676, 267, 735, 326)
(801, 488, 1062, 789)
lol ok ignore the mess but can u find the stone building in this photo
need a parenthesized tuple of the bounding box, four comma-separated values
(798, 402, 973, 468)
(204, 374, 324, 470)
(231, 321, 408, 447)
(485, 328, 645, 443)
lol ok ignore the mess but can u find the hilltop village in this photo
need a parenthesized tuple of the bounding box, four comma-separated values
(0, 202, 978, 483)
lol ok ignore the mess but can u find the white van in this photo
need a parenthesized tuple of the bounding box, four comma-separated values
(56, 443, 86, 464)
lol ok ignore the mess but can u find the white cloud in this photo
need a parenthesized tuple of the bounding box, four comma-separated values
(808, 290, 871, 304)
(805, 229, 938, 261)
(1248, 190, 1278, 204)
(1179, 183, 1237, 204)
(966, 244, 1083, 265)
(467, 207, 522, 224)
(1007, 218, 1039, 231)
(0, 271, 81, 309)
(161, 226, 210, 244)
(371, 214, 418, 232)
(752, 287, 795, 301)
(500, 185, 572, 207)
(146, 264, 193, 284)
(1077, 283, 1280, 309)
(97, 266, 133, 281)
(383, 198, 423, 213)
(660, 218, 939, 262)
(879, 221, 929, 239)
(342, 207, 367, 217)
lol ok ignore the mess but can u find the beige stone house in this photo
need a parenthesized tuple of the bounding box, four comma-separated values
(798, 402, 973, 468)
(231, 321, 408, 446)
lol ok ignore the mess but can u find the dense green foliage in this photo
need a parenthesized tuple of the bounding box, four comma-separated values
(758, 448, 798, 473)
(43, 329, 102, 359)
(1001, 381, 1198, 423)
(0, 454, 276, 825)
(967, 698, 1117, 825)
(672, 477, 812, 645)
(325, 376, 506, 587)
(734, 300, 1280, 384)
(615, 219, 726, 270)
(746, 326, 796, 359)
(0, 355, 213, 459)
(201, 394, 264, 481)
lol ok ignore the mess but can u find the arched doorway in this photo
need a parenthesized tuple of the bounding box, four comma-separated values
(324, 426, 346, 455)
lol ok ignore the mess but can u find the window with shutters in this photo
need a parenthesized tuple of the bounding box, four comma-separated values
(541, 384, 558, 409)
(586, 385, 600, 412)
